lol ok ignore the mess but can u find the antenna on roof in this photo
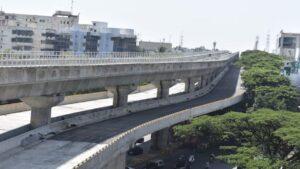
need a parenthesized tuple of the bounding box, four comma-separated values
(179, 32, 184, 48)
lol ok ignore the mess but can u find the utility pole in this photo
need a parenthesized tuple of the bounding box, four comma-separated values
(254, 36, 259, 50)
(71, 0, 74, 13)
(265, 32, 270, 53)
(179, 32, 184, 48)
(213, 41, 217, 51)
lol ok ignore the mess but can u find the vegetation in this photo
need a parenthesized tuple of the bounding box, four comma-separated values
(237, 50, 298, 111)
(173, 50, 300, 168)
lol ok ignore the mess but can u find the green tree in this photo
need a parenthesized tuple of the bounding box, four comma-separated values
(254, 86, 298, 111)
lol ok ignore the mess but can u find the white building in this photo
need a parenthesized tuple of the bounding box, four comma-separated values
(0, 10, 137, 53)
(138, 41, 172, 52)
(277, 31, 300, 61)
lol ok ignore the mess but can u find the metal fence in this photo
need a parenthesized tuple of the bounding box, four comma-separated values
(0, 51, 231, 67)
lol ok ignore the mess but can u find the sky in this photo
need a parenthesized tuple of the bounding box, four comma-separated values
(0, 0, 299, 52)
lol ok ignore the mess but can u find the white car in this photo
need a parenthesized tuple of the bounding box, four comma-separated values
(188, 155, 195, 163)
(125, 167, 134, 169)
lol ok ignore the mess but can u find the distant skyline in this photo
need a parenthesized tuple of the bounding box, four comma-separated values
(0, 0, 299, 52)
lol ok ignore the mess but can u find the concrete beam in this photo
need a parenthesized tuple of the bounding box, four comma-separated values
(22, 95, 64, 129)
(154, 80, 173, 99)
(151, 128, 171, 150)
(107, 85, 137, 107)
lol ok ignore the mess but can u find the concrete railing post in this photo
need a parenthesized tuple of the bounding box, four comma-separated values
(106, 85, 137, 107)
(154, 80, 173, 99)
(22, 94, 64, 129)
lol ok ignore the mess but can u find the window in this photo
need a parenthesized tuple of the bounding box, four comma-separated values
(283, 37, 296, 48)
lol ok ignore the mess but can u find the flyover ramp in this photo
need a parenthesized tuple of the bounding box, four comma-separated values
(0, 66, 243, 169)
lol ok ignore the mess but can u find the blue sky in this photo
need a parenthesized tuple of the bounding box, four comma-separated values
(1, 0, 299, 52)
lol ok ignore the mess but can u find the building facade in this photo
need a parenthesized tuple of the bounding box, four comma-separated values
(138, 41, 172, 52)
(0, 11, 136, 53)
(277, 31, 300, 61)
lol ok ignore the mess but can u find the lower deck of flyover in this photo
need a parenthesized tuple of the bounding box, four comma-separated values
(0, 66, 243, 169)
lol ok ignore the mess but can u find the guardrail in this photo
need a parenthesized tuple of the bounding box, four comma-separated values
(0, 51, 230, 67)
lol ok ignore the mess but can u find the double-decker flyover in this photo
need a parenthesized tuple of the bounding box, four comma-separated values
(0, 51, 242, 169)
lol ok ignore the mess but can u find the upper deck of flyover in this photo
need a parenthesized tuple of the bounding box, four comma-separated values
(0, 66, 243, 169)
(0, 51, 237, 101)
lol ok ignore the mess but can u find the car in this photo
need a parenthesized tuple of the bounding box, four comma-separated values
(127, 146, 143, 156)
(135, 138, 145, 144)
(174, 155, 191, 169)
(125, 167, 135, 169)
(188, 155, 195, 163)
(145, 160, 165, 169)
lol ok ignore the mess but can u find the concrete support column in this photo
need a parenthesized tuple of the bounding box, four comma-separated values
(210, 73, 214, 82)
(106, 85, 137, 107)
(22, 95, 64, 129)
(184, 78, 196, 93)
(201, 75, 208, 87)
(151, 128, 171, 150)
(154, 80, 173, 99)
(101, 152, 126, 169)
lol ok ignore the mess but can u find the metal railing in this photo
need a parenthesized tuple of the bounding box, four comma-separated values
(0, 51, 231, 67)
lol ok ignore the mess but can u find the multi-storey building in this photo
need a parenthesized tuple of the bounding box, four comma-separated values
(277, 31, 300, 61)
(0, 10, 137, 53)
(138, 41, 172, 52)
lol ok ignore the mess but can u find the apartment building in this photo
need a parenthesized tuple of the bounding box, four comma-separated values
(277, 31, 300, 61)
(138, 41, 172, 52)
(0, 10, 137, 53)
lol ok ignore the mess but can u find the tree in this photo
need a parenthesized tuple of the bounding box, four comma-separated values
(254, 86, 298, 111)
(218, 146, 283, 169)
(173, 109, 300, 168)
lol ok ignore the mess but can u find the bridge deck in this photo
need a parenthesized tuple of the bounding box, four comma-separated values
(0, 66, 242, 169)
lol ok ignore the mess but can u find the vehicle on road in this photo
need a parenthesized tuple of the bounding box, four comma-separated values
(188, 155, 195, 163)
(135, 138, 144, 144)
(127, 146, 143, 156)
(174, 155, 191, 169)
(125, 167, 135, 169)
(144, 160, 165, 169)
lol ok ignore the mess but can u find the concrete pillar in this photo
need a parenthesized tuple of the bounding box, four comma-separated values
(210, 73, 214, 82)
(106, 85, 137, 107)
(101, 152, 126, 169)
(201, 75, 208, 87)
(184, 78, 196, 93)
(22, 95, 64, 129)
(151, 128, 171, 150)
(154, 80, 173, 99)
